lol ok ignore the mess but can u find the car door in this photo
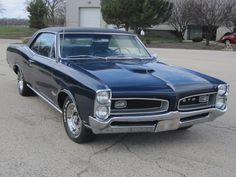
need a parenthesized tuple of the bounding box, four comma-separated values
(30, 32, 57, 101)
(232, 34, 236, 44)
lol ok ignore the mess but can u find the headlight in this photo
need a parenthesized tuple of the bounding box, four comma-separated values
(96, 91, 110, 104)
(218, 84, 228, 96)
(95, 106, 109, 120)
(216, 97, 226, 110)
(94, 89, 111, 120)
(216, 84, 229, 110)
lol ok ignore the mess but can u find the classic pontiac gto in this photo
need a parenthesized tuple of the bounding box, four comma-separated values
(7, 27, 229, 143)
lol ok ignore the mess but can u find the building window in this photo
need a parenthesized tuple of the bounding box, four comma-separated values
(187, 25, 217, 40)
(187, 25, 202, 40)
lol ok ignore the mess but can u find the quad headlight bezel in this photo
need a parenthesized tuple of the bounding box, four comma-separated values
(94, 90, 112, 120)
(216, 84, 229, 110)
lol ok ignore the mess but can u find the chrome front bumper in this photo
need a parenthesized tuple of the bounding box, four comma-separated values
(89, 108, 227, 134)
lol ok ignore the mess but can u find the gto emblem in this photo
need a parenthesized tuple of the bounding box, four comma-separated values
(114, 101, 127, 109)
(199, 95, 209, 103)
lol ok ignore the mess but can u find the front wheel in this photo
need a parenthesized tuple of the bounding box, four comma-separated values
(225, 40, 231, 45)
(63, 97, 95, 143)
(17, 70, 33, 96)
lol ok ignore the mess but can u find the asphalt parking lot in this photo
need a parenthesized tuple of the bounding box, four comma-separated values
(0, 39, 235, 177)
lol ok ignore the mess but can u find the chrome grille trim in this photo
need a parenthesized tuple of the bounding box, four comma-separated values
(178, 92, 217, 111)
(110, 98, 169, 115)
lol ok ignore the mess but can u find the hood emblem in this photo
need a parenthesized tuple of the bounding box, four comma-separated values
(114, 101, 127, 109)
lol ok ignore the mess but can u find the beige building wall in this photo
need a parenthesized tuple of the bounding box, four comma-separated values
(65, 0, 231, 40)
(66, 0, 106, 27)
(216, 27, 234, 40)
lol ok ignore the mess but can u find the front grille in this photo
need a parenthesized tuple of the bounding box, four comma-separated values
(178, 93, 216, 111)
(111, 98, 169, 115)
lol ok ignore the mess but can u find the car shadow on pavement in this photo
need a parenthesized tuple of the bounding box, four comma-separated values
(88, 128, 201, 147)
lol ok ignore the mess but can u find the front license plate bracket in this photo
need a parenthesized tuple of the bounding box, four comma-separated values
(155, 119, 180, 132)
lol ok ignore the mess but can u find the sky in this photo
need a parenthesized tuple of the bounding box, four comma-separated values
(0, 0, 28, 19)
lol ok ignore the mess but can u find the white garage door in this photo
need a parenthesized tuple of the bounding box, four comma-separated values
(79, 8, 101, 27)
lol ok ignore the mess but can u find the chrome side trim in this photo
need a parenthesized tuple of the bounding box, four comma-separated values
(89, 108, 226, 134)
(178, 92, 217, 111)
(27, 84, 63, 114)
(110, 98, 169, 115)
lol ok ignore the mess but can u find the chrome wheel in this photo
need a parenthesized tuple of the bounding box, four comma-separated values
(66, 102, 82, 137)
(225, 40, 231, 45)
(16, 69, 32, 96)
(18, 71, 24, 91)
(63, 97, 95, 143)
(18, 78, 24, 90)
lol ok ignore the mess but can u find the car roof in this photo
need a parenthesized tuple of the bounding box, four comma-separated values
(38, 27, 133, 35)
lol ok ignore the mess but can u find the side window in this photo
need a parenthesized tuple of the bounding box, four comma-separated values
(31, 33, 56, 58)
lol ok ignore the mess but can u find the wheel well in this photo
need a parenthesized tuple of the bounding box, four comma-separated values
(57, 92, 69, 110)
(13, 65, 19, 74)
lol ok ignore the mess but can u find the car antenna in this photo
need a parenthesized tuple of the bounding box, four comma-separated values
(61, 0, 67, 59)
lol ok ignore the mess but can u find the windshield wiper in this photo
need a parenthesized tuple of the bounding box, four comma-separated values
(66, 55, 106, 60)
(66, 54, 152, 60)
(105, 55, 134, 59)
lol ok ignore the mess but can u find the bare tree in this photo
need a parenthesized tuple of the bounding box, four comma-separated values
(168, 0, 194, 42)
(233, 6, 236, 28)
(192, 0, 236, 46)
(45, 0, 66, 26)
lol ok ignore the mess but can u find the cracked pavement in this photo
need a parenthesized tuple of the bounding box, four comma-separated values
(0, 39, 236, 177)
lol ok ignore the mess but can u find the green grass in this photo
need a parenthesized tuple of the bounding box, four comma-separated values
(0, 25, 37, 39)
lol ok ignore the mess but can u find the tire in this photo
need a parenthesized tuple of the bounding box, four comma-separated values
(17, 70, 33, 96)
(225, 40, 231, 45)
(178, 125, 193, 130)
(63, 97, 95, 143)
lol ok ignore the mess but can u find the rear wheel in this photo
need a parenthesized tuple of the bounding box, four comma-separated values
(63, 97, 95, 143)
(17, 70, 32, 96)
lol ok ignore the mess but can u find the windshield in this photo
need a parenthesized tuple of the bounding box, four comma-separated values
(60, 34, 151, 59)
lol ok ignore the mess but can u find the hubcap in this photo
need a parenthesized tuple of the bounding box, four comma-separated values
(66, 103, 81, 137)
(18, 73, 24, 91)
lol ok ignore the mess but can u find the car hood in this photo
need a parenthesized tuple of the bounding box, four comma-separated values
(68, 59, 215, 93)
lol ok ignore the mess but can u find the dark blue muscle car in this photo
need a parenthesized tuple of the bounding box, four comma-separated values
(6, 27, 229, 143)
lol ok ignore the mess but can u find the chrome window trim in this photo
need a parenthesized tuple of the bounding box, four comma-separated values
(178, 92, 217, 111)
(58, 32, 136, 36)
(135, 35, 153, 58)
(110, 98, 169, 115)
(29, 32, 58, 62)
(57, 32, 152, 60)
